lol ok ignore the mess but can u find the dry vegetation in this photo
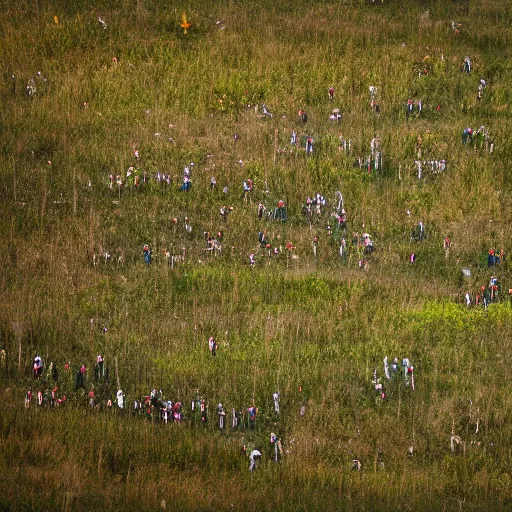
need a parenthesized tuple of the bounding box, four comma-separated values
(1, 0, 512, 510)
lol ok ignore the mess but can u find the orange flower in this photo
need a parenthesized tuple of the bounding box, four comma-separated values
(181, 12, 192, 34)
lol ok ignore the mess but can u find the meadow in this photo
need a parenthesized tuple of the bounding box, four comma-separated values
(1, 0, 512, 510)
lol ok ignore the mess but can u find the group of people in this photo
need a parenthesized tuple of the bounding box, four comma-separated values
(406, 98, 423, 119)
(84, 42, 502, 303)
(109, 174, 382, 270)
(25, 70, 48, 97)
(302, 193, 328, 218)
(461, 126, 494, 151)
(98, 157, 506, 295)
(413, 159, 447, 180)
(24, 353, 293, 470)
(288, 129, 314, 155)
(257, 200, 287, 222)
(25, 355, 272, 425)
(464, 274, 502, 308)
(372, 356, 415, 401)
(107, 160, 198, 194)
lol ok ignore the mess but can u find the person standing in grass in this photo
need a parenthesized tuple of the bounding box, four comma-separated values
(273, 391, 280, 414)
(270, 433, 282, 462)
(75, 365, 86, 390)
(217, 403, 226, 429)
(463, 56, 471, 75)
(339, 237, 347, 259)
(181, 174, 191, 191)
(143, 244, 151, 265)
(312, 237, 319, 258)
(33, 356, 43, 378)
(116, 389, 124, 410)
(483, 286, 491, 309)
(406, 98, 414, 119)
(89, 389, 95, 407)
(232, 408, 241, 429)
(443, 235, 451, 258)
(247, 405, 257, 429)
(95, 355, 104, 381)
(476, 126, 486, 149)
(477, 79, 486, 101)
(306, 136, 313, 156)
(208, 336, 218, 357)
(487, 249, 497, 267)
(200, 398, 207, 424)
(242, 178, 253, 203)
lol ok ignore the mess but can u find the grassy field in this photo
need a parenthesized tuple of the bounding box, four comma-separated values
(1, 0, 512, 510)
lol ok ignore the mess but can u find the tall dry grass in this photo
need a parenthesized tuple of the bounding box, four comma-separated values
(1, 0, 512, 510)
